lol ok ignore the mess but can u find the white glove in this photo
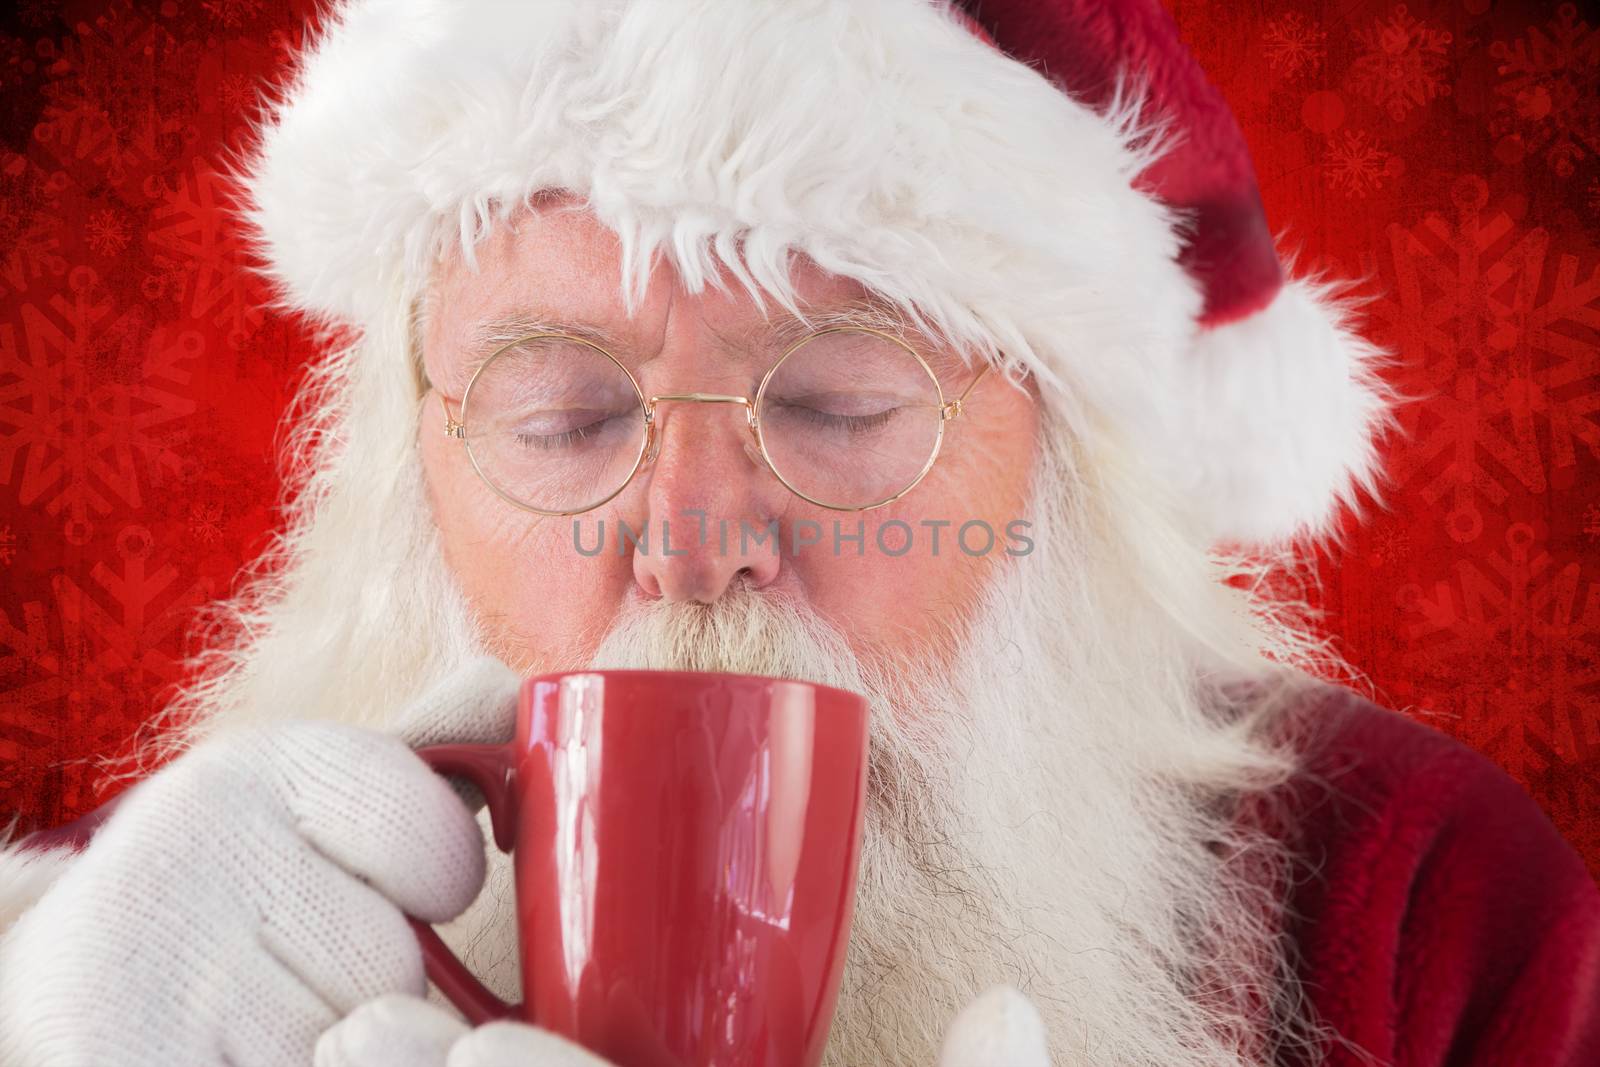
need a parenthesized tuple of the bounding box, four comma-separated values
(314, 994, 612, 1067)
(0, 655, 524, 1067)
(936, 986, 1053, 1067)
(315, 985, 1052, 1067)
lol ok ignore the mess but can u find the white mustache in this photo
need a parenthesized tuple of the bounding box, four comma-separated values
(585, 585, 880, 694)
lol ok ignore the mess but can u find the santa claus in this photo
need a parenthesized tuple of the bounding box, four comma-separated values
(1, 1, 1595, 1065)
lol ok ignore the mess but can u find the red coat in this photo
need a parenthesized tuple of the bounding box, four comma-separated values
(1269, 685, 1600, 1066)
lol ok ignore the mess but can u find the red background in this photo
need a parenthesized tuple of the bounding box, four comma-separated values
(1, 0, 1598, 877)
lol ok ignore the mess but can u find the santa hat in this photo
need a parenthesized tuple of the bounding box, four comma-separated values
(239, 0, 1399, 547)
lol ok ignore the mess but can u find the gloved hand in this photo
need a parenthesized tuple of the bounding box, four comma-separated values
(0, 654, 524, 1067)
(314, 994, 610, 1067)
(315, 985, 1053, 1067)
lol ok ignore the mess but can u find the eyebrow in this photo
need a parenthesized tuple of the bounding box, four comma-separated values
(444, 315, 626, 394)
(708, 295, 922, 354)
(460, 294, 926, 371)
(465, 315, 625, 361)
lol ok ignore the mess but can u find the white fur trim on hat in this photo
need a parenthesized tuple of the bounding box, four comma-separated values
(236, 0, 1396, 547)
(1151, 270, 1404, 547)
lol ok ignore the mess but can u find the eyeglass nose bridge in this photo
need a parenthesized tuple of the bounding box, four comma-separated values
(641, 392, 759, 466)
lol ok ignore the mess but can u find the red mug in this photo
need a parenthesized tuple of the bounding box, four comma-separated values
(406, 669, 870, 1067)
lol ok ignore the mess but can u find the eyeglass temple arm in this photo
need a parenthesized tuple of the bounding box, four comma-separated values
(943, 359, 993, 420)
(438, 391, 465, 438)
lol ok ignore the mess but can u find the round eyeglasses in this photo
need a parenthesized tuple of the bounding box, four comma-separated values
(437, 327, 990, 516)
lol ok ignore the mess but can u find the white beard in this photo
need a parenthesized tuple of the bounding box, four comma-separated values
(389, 434, 1326, 1066)
(138, 333, 1332, 1065)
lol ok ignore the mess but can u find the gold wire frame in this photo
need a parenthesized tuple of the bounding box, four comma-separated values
(438, 327, 991, 517)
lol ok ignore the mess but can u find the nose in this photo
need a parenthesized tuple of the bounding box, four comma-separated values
(630, 399, 784, 604)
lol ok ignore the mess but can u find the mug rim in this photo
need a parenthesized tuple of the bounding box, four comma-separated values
(521, 667, 868, 708)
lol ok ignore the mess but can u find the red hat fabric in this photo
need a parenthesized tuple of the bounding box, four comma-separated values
(957, 0, 1286, 327)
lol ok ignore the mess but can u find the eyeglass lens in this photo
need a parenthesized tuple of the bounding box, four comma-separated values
(461, 329, 944, 514)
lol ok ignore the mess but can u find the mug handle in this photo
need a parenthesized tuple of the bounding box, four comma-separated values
(406, 743, 523, 1024)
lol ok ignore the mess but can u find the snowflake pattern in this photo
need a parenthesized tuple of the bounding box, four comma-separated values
(30, 3, 197, 189)
(83, 208, 130, 257)
(1489, 4, 1600, 180)
(1349, 4, 1453, 122)
(186, 497, 225, 543)
(0, 153, 70, 299)
(1361, 175, 1600, 545)
(1263, 12, 1327, 80)
(144, 160, 266, 352)
(1363, 520, 1415, 570)
(1398, 523, 1600, 776)
(0, 35, 29, 96)
(201, 0, 265, 28)
(1324, 129, 1393, 197)
(217, 72, 258, 116)
(0, 269, 202, 540)
(0, 524, 212, 816)
(1539, 765, 1600, 863)
(14, 0, 52, 29)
